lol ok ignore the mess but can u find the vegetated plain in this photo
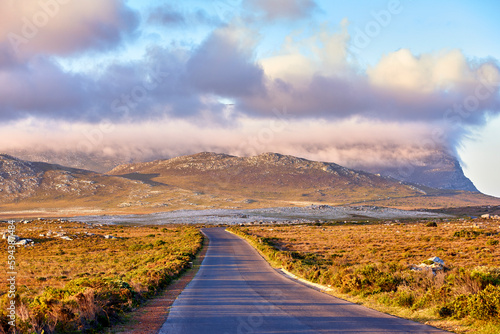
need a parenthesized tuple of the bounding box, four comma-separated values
(228, 218, 500, 334)
(0, 219, 203, 333)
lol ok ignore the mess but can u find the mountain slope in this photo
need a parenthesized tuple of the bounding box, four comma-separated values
(1, 152, 499, 217)
(0, 154, 157, 211)
(6, 148, 478, 192)
(352, 150, 478, 192)
(108, 152, 439, 204)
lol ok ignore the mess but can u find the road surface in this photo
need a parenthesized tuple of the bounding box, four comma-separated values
(159, 227, 446, 333)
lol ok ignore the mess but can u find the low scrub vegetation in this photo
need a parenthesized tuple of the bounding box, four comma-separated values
(229, 219, 500, 333)
(0, 219, 203, 333)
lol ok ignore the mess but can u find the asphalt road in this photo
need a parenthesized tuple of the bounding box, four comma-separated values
(159, 227, 446, 333)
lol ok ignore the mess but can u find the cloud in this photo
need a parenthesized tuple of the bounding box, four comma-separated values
(0, 19, 498, 131)
(186, 25, 265, 97)
(243, 25, 500, 125)
(0, 116, 444, 171)
(0, 0, 139, 59)
(0, 16, 499, 177)
(147, 5, 222, 27)
(0, 57, 91, 120)
(246, 0, 318, 20)
(0, 23, 265, 123)
(0, 46, 225, 123)
(148, 6, 185, 26)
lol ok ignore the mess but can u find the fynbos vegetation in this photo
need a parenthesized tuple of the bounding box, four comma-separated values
(229, 219, 500, 333)
(0, 219, 203, 333)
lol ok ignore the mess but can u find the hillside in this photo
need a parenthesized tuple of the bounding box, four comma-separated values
(109, 152, 423, 203)
(354, 150, 478, 192)
(6, 148, 479, 193)
(1, 152, 500, 218)
(109, 152, 500, 209)
(0, 154, 159, 215)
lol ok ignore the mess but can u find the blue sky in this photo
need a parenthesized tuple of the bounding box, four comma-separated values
(0, 0, 499, 196)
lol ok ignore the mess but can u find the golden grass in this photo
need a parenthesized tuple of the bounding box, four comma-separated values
(239, 220, 500, 269)
(0, 219, 203, 333)
(229, 218, 500, 333)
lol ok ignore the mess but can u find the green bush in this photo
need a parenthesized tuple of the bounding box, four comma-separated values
(443, 285, 500, 320)
(453, 229, 482, 238)
(394, 289, 415, 308)
(487, 239, 499, 246)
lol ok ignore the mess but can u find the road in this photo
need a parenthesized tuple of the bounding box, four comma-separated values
(159, 227, 446, 333)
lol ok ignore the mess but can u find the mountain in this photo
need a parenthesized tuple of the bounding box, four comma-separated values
(0, 154, 157, 213)
(352, 150, 478, 192)
(109, 152, 424, 203)
(108, 152, 500, 209)
(1, 152, 499, 217)
(6, 149, 478, 192)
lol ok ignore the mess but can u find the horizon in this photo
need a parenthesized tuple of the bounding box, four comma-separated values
(0, 1, 499, 197)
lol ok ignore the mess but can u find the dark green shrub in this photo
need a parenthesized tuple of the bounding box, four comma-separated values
(154, 240, 166, 247)
(442, 285, 500, 320)
(486, 239, 499, 246)
(453, 230, 482, 238)
(394, 289, 415, 308)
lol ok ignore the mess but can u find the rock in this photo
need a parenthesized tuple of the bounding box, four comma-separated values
(428, 256, 445, 266)
(16, 239, 33, 246)
(7, 235, 20, 243)
(60, 236, 73, 241)
(104, 235, 117, 239)
(412, 256, 445, 272)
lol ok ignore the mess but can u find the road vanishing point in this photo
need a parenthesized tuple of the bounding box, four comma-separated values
(159, 227, 447, 333)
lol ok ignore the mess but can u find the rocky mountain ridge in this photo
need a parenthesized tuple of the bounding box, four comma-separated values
(1, 152, 499, 217)
(7, 149, 479, 193)
(0, 154, 101, 199)
(109, 152, 419, 197)
(356, 150, 478, 192)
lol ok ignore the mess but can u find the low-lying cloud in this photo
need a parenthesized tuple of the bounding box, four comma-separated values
(0, 116, 446, 171)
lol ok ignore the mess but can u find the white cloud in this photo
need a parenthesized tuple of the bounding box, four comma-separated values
(367, 48, 500, 94)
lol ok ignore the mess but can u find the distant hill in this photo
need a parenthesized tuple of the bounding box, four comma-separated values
(4, 149, 478, 191)
(109, 152, 424, 203)
(353, 150, 478, 192)
(1, 152, 499, 218)
(108, 152, 500, 210)
(0, 154, 155, 214)
(6, 148, 479, 193)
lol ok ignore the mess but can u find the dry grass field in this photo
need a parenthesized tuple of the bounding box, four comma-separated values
(0, 220, 203, 333)
(229, 218, 500, 333)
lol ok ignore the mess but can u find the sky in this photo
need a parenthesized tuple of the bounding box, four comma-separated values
(0, 0, 499, 197)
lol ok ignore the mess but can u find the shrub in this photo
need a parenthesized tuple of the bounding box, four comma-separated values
(154, 240, 166, 247)
(467, 285, 500, 320)
(453, 230, 482, 238)
(425, 222, 437, 227)
(487, 239, 499, 246)
(394, 289, 415, 308)
(442, 285, 500, 320)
